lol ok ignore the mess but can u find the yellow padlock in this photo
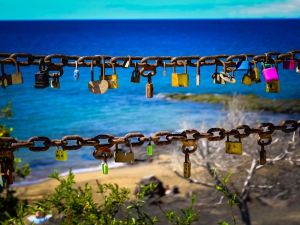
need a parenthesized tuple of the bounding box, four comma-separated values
(242, 74, 252, 85)
(249, 61, 261, 83)
(11, 61, 23, 85)
(55, 148, 68, 161)
(105, 63, 118, 89)
(225, 135, 242, 155)
(172, 62, 189, 87)
(266, 80, 280, 93)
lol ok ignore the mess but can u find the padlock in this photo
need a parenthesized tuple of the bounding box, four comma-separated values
(283, 59, 296, 70)
(242, 74, 252, 85)
(93, 146, 112, 175)
(50, 74, 60, 89)
(249, 61, 261, 83)
(9, 58, 23, 85)
(296, 63, 300, 73)
(105, 63, 118, 89)
(225, 135, 242, 155)
(212, 63, 225, 84)
(102, 161, 109, 175)
(163, 62, 167, 76)
(219, 72, 236, 84)
(181, 139, 197, 178)
(114, 143, 134, 163)
(146, 75, 154, 98)
(266, 80, 280, 93)
(0, 61, 13, 87)
(147, 141, 153, 156)
(124, 56, 131, 68)
(55, 148, 68, 161)
(35, 60, 49, 88)
(196, 61, 200, 86)
(88, 60, 109, 94)
(131, 62, 140, 83)
(259, 146, 267, 165)
(172, 62, 189, 87)
(236, 60, 249, 71)
(74, 61, 80, 80)
(183, 153, 191, 178)
(262, 64, 279, 82)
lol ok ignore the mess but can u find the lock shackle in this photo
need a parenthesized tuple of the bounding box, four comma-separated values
(110, 62, 116, 74)
(196, 60, 201, 75)
(93, 146, 113, 160)
(124, 140, 133, 153)
(257, 136, 272, 146)
(101, 56, 106, 80)
(1, 57, 19, 74)
(90, 60, 94, 81)
(264, 52, 279, 66)
(38, 58, 48, 72)
(140, 64, 156, 77)
(49, 67, 63, 78)
(226, 133, 241, 142)
(181, 139, 197, 154)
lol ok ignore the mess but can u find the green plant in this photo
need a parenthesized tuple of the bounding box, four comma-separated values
(214, 171, 239, 225)
(25, 170, 199, 225)
(0, 102, 31, 224)
(164, 194, 198, 225)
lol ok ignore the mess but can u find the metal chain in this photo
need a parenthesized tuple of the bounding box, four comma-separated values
(0, 120, 298, 152)
(0, 50, 299, 73)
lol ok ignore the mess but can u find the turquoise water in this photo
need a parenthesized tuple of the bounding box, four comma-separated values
(0, 19, 299, 184)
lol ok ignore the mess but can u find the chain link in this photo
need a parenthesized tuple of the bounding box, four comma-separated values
(0, 50, 299, 73)
(1, 120, 297, 151)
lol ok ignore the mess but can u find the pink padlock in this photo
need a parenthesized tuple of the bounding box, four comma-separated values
(283, 60, 296, 70)
(262, 67, 279, 82)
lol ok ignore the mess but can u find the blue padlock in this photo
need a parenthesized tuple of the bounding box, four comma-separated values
(236, 60, 249, 71)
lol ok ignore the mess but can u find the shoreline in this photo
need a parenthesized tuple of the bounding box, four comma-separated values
(165, 93, 300, 114)
(14, 154, 203, 201)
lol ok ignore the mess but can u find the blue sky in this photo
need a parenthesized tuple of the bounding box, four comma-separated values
(0, 0, 299, 20)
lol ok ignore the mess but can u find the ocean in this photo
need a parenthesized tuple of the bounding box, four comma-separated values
(0, 19, 299, 185)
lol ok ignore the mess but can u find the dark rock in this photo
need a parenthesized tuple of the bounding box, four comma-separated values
(135, 175, 165, 199)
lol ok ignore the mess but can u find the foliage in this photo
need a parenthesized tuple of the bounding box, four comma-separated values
(214, 171, 239, 225)
(164, 194, 198, 225)
(17, 170, 197, 225)
(0, 102, 31, 224)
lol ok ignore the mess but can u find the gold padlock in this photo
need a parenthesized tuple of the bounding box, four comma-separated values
(183, 158, 191, 178)
(250, 61, 261, 83)
(55, 148, 68, 161)
(242, 74, 252, 85)
(105, 63, 118, 89)
(266, 80, 280, 93)
(225, 135, 242, 155)
(172, 61, 189, 87)
(146, 76, 154, 98)
(114, 143, 134, 164)
(181, 139, 197, 178)
(11, 62, 23, 85)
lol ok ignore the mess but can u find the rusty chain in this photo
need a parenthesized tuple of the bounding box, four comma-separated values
(0, 120, 298, 153)
(0, 50, 299, 74)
